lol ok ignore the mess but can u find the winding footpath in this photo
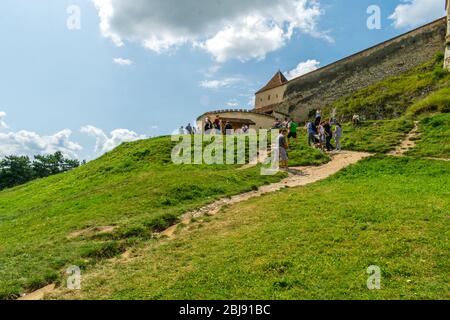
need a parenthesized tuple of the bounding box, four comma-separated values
(160, 150, 371, 238)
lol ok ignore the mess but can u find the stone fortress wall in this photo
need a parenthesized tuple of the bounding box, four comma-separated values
(278, 18, 447, 120)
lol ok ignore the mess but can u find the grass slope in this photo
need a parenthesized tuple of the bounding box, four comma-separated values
(54, 156, 450, 300)
(1, 136, 304, 299)
(341, 118, 414, 153)
(408, 113, 450, 159)
(327, 52, 450, 121)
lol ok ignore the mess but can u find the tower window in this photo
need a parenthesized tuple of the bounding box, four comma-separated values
(268, 95, 271, 101)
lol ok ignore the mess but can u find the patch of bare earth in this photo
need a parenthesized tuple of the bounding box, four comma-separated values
(17, 284, 55, 301)
(67, 226, 117, 239)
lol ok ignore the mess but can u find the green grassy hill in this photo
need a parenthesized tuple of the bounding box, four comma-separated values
(0, 135, 330, 299)
(1, 53, 449, 300)
(55, 156, 449, 300)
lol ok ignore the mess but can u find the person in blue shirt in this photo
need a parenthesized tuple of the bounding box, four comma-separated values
(307, 121, 317, 146)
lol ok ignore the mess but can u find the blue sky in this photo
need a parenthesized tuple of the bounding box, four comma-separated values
(0, 0, 446, 160)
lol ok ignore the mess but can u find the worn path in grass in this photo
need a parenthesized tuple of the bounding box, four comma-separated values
(161, 150, 371, 239)
(387, 120, 449, 161)
(388, 121, 419, 156)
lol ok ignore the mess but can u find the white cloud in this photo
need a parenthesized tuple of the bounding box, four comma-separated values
(286, 59, 320, 80)
(0, 111, 8, 129)
(199, 77, 242, 89)
(201, 65, 222, 78)
(81, 125, 146, 155)
(113, 57, 133, 66)
(92, 0, 329, 62)
(0, 129, 82, 159)
(389, 0, 445, 28)
(226, 100, 239, 107)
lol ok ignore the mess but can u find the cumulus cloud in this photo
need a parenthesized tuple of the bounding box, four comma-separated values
(81, 125, 146, 155)
(286, 59, 320, 80)
(0, 111, 8, 129)
(113, 57, 133, 65)
(389, 0, 445, 28)
(0, 129, 82, 159)
(92, 0, 329, 62)
(199, 77, 242, 89)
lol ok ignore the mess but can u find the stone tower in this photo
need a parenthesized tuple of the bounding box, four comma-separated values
(445, 0, 450, 70)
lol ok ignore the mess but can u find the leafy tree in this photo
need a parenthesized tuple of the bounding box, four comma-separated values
(0, 156, 34, 190)
(0, 152, 81, 190)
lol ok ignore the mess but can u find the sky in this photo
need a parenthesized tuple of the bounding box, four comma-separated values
(0, 0, 446, 160)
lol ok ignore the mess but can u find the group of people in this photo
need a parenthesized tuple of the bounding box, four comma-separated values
(276, 110, 343, 170)
(306, 110, 342, 152)
(272, 118, 299, 142)
(179, 123, 199, 135)
(203, 116, 250, 134)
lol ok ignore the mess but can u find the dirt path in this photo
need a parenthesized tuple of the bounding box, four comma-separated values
(17, 284, 55, 300)
(388, 121, 419, 156)
(161, 150, 371, 238)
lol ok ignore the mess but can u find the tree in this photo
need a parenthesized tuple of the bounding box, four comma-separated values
(32, 151, 80, 179)
(0, 156, 34, 190)
(0, 152, 82, 191)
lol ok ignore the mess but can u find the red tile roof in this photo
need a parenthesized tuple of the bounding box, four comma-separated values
(255, 71, 288, 94)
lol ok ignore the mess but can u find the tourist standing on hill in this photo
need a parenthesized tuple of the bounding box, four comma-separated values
(213, 117, 223, 134)
(278, 129, 289, 170)
(204, 117, 213, 133)
(288, 119, 298, 143)
(186, 123, 193, 135)
(334, 123, 343, 152)
(316, 109, 322, 123)
(323, 120, 334, 151)
(224, 121, 233, 134)
(307, 121, 317, 146)
(318, 122, 326, 151)
(352, 114, 360, 127)
(273, 119, 282, 129)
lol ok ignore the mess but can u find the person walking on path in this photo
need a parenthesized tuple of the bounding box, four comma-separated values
(323, 120, 334, 151)
(334, 123, 343, 152)
(278, 129, 289, 170)
(288, 119, 298, 143)
(318, 122, 326, 151)
(307, 121, 317, 146)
